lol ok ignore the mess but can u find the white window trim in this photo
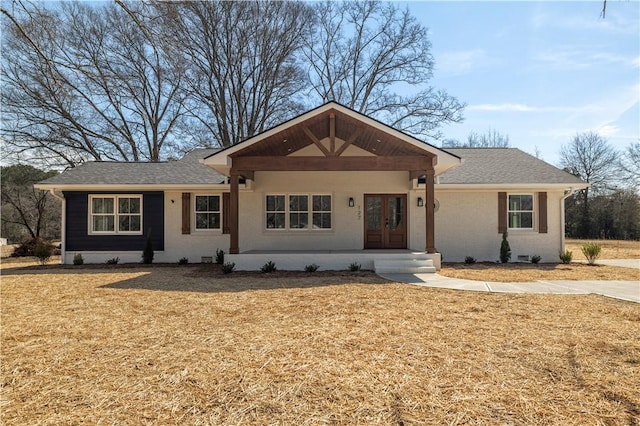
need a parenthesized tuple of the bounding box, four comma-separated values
(193, 194, 222, 232)
(507, 193, 535, 231)
(88, 194, 143, 235)
(264, 193, 333, 231)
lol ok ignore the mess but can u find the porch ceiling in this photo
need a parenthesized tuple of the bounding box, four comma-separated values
(229, 108, 433, 158)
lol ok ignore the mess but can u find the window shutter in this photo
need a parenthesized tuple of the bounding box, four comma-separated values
(182, 192, 191, 235)
(498, 192, 507, 233)
(538, 192, 548, 233)
(222, 192, 230, 234)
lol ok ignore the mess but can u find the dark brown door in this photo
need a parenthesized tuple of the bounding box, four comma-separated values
(364, 194, 407, 249)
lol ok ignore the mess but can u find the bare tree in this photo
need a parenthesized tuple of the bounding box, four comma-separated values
(1, 1, 188, 167)
(155, 1, 313, 149)
(303, 0, 465, 139)
(560, 132, 618, 194)
(441, 129, 510, 148)
(467, 129, 510, 148)
(617, 141, 640, 188)
(560, 131, 618, 237)
(1, 165, 60, 242)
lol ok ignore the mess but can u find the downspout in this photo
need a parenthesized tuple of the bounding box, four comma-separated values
(48, 189, 66, 265)
(560, 188, 577, 253)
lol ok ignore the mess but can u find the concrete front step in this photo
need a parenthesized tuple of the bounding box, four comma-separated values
(374, 258, 436, 274)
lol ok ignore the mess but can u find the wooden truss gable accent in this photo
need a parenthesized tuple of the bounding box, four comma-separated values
(229, 108, 434, 159)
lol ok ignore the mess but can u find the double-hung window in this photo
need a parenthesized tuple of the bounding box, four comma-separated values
(195, 195, 221, 230)
(508, 194, 534, 229)
(266, 195, 286, 229)
(312, 195, 331, 229)
(289, 195, 309, 229)
(90, 195, 142, 234)
(266, 194, 332, 230)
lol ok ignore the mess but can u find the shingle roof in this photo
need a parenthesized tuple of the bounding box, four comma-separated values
(39, 149, 225, 186)
(39, 147, 584, 187)
(439, 148, 584, 185)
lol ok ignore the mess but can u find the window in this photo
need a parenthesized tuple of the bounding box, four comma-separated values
(266, 194, 332, 230)
(289, 195, 308, 229)
(195, 195, 221, 230)
(508, 194, 533, 229)
(90, 195, 142, 234)
(312, 195, 331, 229)
(266, 195, 285, 229)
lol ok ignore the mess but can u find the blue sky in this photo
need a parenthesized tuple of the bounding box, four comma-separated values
(404, 1, 639, 165)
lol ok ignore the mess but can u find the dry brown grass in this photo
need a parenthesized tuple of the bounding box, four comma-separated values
(2, 264, 639, 425)
(566, 239, 640, 260)
(437, 238, 639, 283)
(440, 262, 639, 282)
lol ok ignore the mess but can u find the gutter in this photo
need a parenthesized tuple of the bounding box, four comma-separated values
(48, 189, 66, 265)
(560, 187, 581, 253)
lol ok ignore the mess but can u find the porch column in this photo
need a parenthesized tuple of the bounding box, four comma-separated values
(425, 167, 436, 253)
(229, 171, 240, 254)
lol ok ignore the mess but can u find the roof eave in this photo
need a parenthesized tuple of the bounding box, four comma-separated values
(434, 182, 590, 190)
(34, 183, 232, 192)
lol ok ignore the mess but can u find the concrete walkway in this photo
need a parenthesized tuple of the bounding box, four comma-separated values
(380, 273, 640, 303)
(594, 259, 640, 269)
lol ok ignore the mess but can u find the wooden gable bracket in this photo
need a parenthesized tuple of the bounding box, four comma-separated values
(302, 126, 331, 157)
(409, 170, 424, 180)
(409, 155, 436, 180)
(329, 112, 336, 154)
(335, 128, 362, 157)
(237, 170, 254, 181)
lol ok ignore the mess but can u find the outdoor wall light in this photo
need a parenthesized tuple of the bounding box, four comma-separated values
(348, 197, 355, 207)
(417, 197, 424, 207)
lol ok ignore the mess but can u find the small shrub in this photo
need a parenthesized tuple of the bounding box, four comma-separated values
(500, 231, 511, 263)
(142, 230, 154, 264)
(349, 262, 361, 271)
(12, 237, 45, 257)
(216, 248, 225, 265)
(531, 255, 541, 264)
(261, 261, 277, 273)
(581, 242, 602, 265)
(73, 253, 84, 265)
(559, 249, 573, 264)
(34, 241, 53, 265)
(464, 256, 476, 265)
(178, 257, 189, 265)
(106, 257, 119, 265)
(221, 261, 236, 274)
(304, 263, 319, 273)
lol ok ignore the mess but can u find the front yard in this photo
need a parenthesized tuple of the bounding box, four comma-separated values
(1, 262, 638, 424)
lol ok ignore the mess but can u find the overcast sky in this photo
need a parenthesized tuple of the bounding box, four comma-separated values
(405, 1, 639, 166)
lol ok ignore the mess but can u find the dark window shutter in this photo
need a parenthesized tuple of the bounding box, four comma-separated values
(222, 192, 230, 234)
(182, 192, 191, 235)
(498, 192, 507, 233)
(538, 192, 548, 233)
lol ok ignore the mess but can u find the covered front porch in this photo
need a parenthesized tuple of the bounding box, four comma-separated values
(203, 102, 461, 270)
(226, 249, 441, 272)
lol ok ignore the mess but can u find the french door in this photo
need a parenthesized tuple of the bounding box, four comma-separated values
(364, 194, 407, 249)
